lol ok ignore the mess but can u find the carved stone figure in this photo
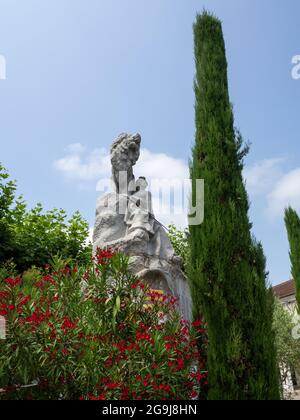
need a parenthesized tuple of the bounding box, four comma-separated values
(111, 132, 141, 194)
(124, 177, 155, 242)
(93, 133, 191, 320)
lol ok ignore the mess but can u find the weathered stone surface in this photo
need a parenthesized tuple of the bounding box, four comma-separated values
(93, 133, 192, 320)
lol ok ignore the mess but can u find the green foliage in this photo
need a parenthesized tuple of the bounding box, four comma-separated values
(0, 252, 207, 400)
(189, 11, 280, 400)
(0, 164, 92, 271)
(167, 224, 190, 271)
(273, 299, 300, 397)
(0, 164, 17, 262)
(285, 207, 300, 313)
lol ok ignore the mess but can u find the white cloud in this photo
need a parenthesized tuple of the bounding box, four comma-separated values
(54, 145, 111, 181)
(67, 143, 86, 154)
(151, 196, 188, 229)
(135, 149, 189, 181)
(55, 144, 189, 183)
(243, 158, 285, 195)
(267, 168, 300, 217)
(55, 146, 300, 224)
(54, 144, 190, 228)
(244, 157, 300, 218)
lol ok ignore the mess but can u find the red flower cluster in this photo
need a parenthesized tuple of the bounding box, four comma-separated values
(131, 281, 145, 290)
(62, 348, 70, 356)
(191, 371, 207, 382)
(136, 331, 154, 344)
(0, 290, 32, 316)
(192, 319, 207, 334)
(0, 250, 208, 401)
(61, 316, 77, 332)
(5, 277, 22, 288)
(35, 275, 56, 290)
(147, 290, 178, 307)
(94, 248, 115, 265)
(0, 304, 15, 316)
(176, 358, 185, 371)
(23, 309, 51, 326)
(19, 295, 31, 306)
(0, 291, 9, 300)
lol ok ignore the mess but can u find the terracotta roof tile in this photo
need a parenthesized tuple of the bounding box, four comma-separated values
(273, 279, 296, 299)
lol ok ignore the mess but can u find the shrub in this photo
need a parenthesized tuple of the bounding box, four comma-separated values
(285, 207, 300, 313)
(0, 164, 92, 271)
(0, 164, 16, 263)
(273, 299, 300, 397)
(0, 251, 207, 400)
(167, 225, 190, 272)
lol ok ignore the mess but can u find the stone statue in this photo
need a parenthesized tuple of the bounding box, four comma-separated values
(111, 132, 141, 194)
(124, 177, 155, 242)
(93, 133, 191, 320)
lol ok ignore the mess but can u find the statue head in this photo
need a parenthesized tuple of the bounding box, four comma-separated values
(136, 177, 148, 191)
(111, 133, 141, 171)
(110, 133, 141, 193)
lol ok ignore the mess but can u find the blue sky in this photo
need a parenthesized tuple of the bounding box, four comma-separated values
(0, 0, 300, 285)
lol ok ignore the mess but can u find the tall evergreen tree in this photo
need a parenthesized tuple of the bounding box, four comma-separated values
(189, 12, 279, 400)
(284, 207, 300, 313)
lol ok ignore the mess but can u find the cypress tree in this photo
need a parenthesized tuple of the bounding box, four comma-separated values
(189, 11, 279, 400)
(284, 207, 300, 313)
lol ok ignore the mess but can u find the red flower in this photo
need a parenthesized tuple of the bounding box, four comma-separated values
(35, 275, 56, 289)
(94, 248, 115, 265)
(24, 309, 51, 326)
(131, 281, 145, 290)
(135, 331, 154, 344)
(61, 316, 77, 331)
(191, 390, 198, 399)
(192, 320, 203, 328)
(169, 297, 178, 306)
(105, 357, 114, 367)
(5, 277, 22, 288)
(121, 388, 129, 400)
(196, 371, 206, 381)
(0, 304, 15, 312)
(107, 383, 119, 390)
(19, 295, 31, 306)
(0, 291, 9, 301)
(62, 348, 70, 356)
(131, 282, 145, 291)
(159, 384, 171, 393)
(176, 358, 185, 371)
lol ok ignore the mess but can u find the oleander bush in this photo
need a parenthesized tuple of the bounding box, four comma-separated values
(0, 250, 208, 400)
